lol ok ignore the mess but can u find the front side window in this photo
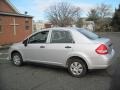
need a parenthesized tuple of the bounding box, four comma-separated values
(50, 30, 73, 43)
(28, 31, 49, 43)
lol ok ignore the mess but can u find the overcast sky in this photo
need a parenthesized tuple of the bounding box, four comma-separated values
(11, 0, 119, 21)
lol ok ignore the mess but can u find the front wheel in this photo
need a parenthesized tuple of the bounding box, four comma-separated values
(11, 52, 23, 66)
(68, 59, 87, 77)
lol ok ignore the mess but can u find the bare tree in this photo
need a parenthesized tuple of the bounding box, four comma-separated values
(97, 3, 112, 19)
(86, 4, 113, 31)
(87, 8, 99, 23)
(46, 2, 81, 27)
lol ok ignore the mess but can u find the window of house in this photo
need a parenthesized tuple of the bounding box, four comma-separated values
(0, 25, 2, 33)
(25, 18, 30, 30)
(50, 30, 74, 43)
(25, 18, 29, 23)
(25, 26, 29, 30)
(0, 18, 2, 33)
(0, 18, 1, 22)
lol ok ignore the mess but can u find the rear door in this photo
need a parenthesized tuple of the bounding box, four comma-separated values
(44, 30, 74, 65)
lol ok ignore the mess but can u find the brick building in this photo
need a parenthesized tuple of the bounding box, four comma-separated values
(0, 0, 33, 45)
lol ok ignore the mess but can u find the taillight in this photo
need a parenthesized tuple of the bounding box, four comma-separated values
(96, 44, 108, 55)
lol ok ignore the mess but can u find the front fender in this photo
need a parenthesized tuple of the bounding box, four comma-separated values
(8, 46, 23, 61)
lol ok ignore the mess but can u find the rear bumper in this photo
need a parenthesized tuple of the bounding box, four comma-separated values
(88, 49, 115, 69)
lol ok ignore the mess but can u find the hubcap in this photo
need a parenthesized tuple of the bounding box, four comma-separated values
(13, 55, 21, 65)
(70, 62, 83, 75)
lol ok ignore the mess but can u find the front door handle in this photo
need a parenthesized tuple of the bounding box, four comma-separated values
(40, 46, 45, 48)
(65, 46, 71, 48)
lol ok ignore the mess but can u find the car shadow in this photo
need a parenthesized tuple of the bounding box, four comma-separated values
(22, 62, 112, 77)
(87, 69, 112, 77)
(24, 62, 68, 74)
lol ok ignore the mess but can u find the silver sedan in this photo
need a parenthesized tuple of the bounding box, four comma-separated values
(8, 27, 115, 77)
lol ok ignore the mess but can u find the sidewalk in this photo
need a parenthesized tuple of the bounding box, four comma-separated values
(0, 45, 11, 50)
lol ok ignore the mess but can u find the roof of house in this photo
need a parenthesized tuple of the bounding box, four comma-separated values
(1, 0, 33, 18)
(5, 0, 20, 14)
(0, 11, 33, 18)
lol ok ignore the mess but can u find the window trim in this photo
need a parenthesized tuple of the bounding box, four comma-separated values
(50, 30, 75, 44)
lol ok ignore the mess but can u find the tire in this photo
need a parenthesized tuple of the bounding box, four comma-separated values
(11, 52, 23, 66)
(68, 58, 87, 77)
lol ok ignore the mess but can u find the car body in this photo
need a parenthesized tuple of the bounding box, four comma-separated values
(8, 27, 115, 77)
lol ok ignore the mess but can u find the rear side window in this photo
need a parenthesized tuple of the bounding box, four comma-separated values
(50, 30, 74, 43)
(77, 29, 100, 40)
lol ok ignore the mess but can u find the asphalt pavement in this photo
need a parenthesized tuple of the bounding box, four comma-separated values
(0, 32, 120, 90)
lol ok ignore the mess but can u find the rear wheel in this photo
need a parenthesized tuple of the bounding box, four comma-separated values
(68, 58, 87, 77)
(11, 52, 23, 66)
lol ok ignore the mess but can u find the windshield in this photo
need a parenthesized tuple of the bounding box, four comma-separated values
(77, 29, 100, 40)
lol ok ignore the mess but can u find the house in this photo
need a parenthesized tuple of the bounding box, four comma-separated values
(0, 0, 33, 45)
(33, 21, 52, 32)
(82, 21, 95, 31)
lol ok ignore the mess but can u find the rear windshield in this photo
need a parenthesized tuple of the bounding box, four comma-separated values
(77, 29, 100, 40)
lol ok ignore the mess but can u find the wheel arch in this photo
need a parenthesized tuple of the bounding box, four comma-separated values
(66, 56, 88, 69)
(11, 50, 22, 60)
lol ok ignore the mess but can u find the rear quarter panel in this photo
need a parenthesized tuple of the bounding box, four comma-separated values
(67, 43, 102, 69)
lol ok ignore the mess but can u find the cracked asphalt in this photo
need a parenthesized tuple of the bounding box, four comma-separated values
(0, 32, 120, 90)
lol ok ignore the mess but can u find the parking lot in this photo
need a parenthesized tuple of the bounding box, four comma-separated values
(0, 32, 120, 90)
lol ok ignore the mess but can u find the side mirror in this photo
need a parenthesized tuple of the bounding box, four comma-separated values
(23, 39, 28, 47)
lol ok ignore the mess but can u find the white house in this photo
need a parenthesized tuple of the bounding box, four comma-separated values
(82, 21, 95, 31)
(33, 21, 52, 32)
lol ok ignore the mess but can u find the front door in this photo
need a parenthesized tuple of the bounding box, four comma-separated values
(23, 31, 49, 62)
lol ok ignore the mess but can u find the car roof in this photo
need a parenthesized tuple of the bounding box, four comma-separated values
(31, 27, 85, 38)
(41, 27, 84, 31)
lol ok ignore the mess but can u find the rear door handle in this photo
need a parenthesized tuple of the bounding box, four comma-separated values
(65, 46, 71, 48)
(40, 46, 45, 48)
